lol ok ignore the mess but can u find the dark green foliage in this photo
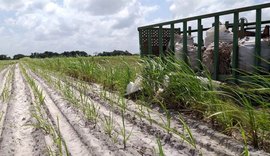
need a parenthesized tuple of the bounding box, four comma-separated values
(0, 55, 11, 60)
(13, 54, 26, 60)
(97, 50, 132, 56)
(30, 51, 88, 58)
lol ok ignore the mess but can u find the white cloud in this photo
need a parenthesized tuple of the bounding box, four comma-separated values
(63, 0, 131, 16)
(167, 0, 269, 19)
(2, 0, 267, 57)
(0, 0, 158, 56)
(166, 0, 270, 34)
(0, 0, 30, 11)
(0, 27, 4, 34)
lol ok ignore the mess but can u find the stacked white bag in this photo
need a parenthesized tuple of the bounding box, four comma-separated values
(203, 25, 233, 75)
(203, 42, 233, 75)
(238, 38, 270, 72)
(204, 25, 233, 47)
(173, 34, 198, 69)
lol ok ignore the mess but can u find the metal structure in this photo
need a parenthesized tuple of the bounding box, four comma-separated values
(138, 3, 270, 81)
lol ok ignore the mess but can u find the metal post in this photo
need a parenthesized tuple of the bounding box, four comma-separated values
(158, 26, 163, 57)
(240, 18, 245, 39)
(255, 8, 262, 72)
(197, 19, 203, 70)
(147, 29, 152, 55)
(138, 29, 143, 56)
(213, 16, 220, 80)
(188, 26, 192, 36)
(183, 21, 188, 63)
(232, 12, 239, 82)
(170, 23, 175, 53)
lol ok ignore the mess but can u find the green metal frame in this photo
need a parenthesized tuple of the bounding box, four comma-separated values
(138, 3, 270, 81)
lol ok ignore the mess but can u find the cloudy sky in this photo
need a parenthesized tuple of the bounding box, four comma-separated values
(0, 0, 269, 56)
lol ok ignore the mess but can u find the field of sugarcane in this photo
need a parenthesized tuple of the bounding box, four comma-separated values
(0, 56, 269, 156)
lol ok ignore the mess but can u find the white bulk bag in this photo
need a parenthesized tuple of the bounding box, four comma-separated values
(204, 25, 233, 47)
(238, 38, 270, 72)
(203, 42, 233, 75)
(173, 34, 198, 69)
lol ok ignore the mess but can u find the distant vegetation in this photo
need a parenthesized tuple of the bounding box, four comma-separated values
(0, 55, 11, 60)
(30, 51, 88, 58)
(0, 50, 135, 60)
(14, 54, 27, 60)
(97, 50, 132, 56)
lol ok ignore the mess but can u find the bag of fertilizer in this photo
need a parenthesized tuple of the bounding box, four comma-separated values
(203, 42, 233, 75)
(170, 34, 198, 69)
(204, 25, 233, 47)
(238, 37, 270, 72)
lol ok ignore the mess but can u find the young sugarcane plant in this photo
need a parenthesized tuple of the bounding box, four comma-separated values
(1, 69, 13, 102)
(158, 101, 171, 134)
(146, 106, 153, 126)
(55, 116, 69, 156)
(84, 101, 100, 128)
(156, 137, 165, 156)
(178, 113, 197, 149)
(240, 124, 250, 156)
(102, 112, 114, 138)
(119, 97, 133, 149)
(0, 112, 3, 123)
(135, 102, 145, 122)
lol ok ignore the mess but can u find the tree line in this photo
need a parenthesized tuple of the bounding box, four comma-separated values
(0, 50, 134, 60)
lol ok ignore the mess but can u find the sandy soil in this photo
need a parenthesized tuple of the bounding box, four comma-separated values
(0, 64, 269, 156)
(0, 65, 47, 156)
(0, 67, 10, 136)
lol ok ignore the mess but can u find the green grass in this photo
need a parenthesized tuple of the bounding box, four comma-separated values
(22, 56, 141, 94)
(139, 56, 270, 150)
(0, 60, 16, 71)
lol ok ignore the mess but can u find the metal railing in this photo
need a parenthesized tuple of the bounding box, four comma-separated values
(138, 3, 270, 81)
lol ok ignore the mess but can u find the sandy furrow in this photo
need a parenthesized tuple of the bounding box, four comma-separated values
(23, 68, 59, 155)
(0, 66, 10, 100)
(0, 66, 10, 136)
(28, 75, 91, 155)
(27, 69, 142, 156)
(29, 68, 198, 155)
(0, 65, 46, 156)
(0, 67, 9, 94)
(26, 69, 126, 156)
(61, 74, 269, 156)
